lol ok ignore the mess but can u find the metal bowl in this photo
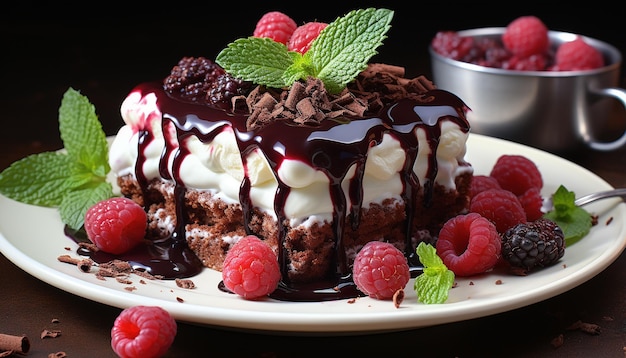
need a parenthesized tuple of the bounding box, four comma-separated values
(430, 28, 626, 153)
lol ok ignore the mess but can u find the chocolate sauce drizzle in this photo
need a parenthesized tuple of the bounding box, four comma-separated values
(89, 82, 470, 301)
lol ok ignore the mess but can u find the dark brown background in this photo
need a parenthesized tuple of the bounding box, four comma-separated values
(1, 2, 625, 357)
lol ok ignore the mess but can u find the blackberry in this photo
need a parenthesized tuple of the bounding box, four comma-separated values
(163, 57, 225, 102)
(206, 73, 253, 110)
(501, 218, 565, 271)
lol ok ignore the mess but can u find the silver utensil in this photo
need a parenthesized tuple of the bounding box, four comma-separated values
(542, 188, 626, 213)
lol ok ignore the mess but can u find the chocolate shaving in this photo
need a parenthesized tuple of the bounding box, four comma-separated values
(40, 330, 61, 339)
(0, 333, 30, 355)
(49, 353, 67, 358)
(242, 63, 435, 131)
(57, 254, 93, 273)
(393, 289, 405, 308)
(567, 320, 602, 335)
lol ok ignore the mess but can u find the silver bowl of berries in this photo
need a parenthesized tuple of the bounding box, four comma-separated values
(429, 16, 626, 153)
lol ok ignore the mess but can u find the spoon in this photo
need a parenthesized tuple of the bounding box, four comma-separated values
(541, 188, 626, 213)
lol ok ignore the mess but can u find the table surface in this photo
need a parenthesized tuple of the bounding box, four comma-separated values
(2, 5, 626, 357)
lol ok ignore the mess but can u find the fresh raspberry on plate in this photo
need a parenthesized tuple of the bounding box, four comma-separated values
(84, 197, 147, 255)
(221, 235, 281, 300)
(470, 188, 527, 233)
(287, 21, 328, 53)
(253, 11, 298, 45)
(490, 154, 543, 196)
(554, 36, 604, 70)
(436, 212, 502, 277)
(352, 241, 410, 300)
(470, 175, 501, 199)
(518, 187, 544, 221)
(502, 16, 549, 57)
(111, 305, 177, 358)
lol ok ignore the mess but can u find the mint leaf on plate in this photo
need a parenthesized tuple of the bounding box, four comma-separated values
(414, 242, 455, 304)
(543, 185, 592, 246)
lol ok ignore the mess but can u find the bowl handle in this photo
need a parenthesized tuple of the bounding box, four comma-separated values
(585, 87, 626, 151)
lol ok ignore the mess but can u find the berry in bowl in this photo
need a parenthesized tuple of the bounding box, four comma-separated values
(430, 16, 626, 153)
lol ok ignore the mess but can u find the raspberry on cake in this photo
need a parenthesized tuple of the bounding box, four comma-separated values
(108, 8, 474, 301)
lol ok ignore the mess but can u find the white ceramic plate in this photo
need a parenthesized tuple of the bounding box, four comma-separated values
(1, 134, 625, 334)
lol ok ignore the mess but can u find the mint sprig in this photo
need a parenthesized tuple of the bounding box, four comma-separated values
(543, 185, 592, 246)
(0, 88, 113, 230)
(216, 8, 394, 94)
(414, 242, 455, 304)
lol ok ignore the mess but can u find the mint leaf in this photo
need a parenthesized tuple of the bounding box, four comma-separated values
(0, 88, 114, 230)
(0, 152, 77, 206)
(59, 88, 110, 177)
(414, 242, 455, 304)
(60, 182, 112, 230)
(308, 8, 393, 93)
(215, 8, 393, 94)
(543, 185, 592, 246)
(216, 37, 295, 88)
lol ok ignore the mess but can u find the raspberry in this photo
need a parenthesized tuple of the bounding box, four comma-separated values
(470, 175, 501, 198)
(111, 305, 177, 358)
(431, 31, 475, 61)
(503, 53, 548, 71)
(436, 213, 502, 277)
(221, 235, 281, 300)
(470, 189, 527, 233)
(352, 241, 410, 300)
(502, 16, 549, 57)
(84, 197, 147, 255)
(554, 36, 604, 71)
(287, 22, 328, 54)
(518, 187, 544, 221)
(253, 11, 298, 45)
(490, 155, 543, 196)
(501, 219, 565, 271)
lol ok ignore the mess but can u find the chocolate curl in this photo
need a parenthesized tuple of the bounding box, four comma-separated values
(0, 333, 30, 355)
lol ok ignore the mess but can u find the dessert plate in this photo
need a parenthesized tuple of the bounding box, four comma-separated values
(1, 134, 625, 334)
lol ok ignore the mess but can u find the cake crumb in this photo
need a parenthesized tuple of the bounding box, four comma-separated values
(175, 278, 196, 289)
(495, 279, 503, 285)
(124, 286, 137, 292)
(606, 216, 613, 225)
(176, 297, 185, 303)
